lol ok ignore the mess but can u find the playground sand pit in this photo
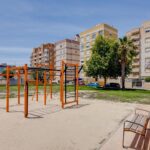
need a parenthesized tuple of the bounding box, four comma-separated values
(0, 93, 139, 150)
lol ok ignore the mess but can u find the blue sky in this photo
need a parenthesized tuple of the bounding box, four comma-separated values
(0, 0, 150, 65)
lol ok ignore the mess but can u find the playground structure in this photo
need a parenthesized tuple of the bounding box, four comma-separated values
(0, 61, 82, 118)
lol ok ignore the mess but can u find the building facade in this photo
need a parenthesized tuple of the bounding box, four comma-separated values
(126, 21, 150, 82)
(79, 23, 118, 78)
(30, 43, 55, 67)
(126, 28, 141, 79)
(55, 39, 80, 68)
(141, 21, 150, 78)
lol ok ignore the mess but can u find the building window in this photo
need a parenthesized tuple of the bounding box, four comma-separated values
(80, 52, 84, 58)
(86, 50, 90, 55)
(44, 49, 48, 53)
(80, 38, 84, 43)
(92, 33, 96, 39)
(86, 35, 90, 41)
(80, 44, 84, 51)
(145, 47, 150, 52)
(145, 37, 150, 43)
(145, 58, 150, 70)
(145, 28, 150, 33)
(99, 30, 104, 35)
(86, 42, 90, 48)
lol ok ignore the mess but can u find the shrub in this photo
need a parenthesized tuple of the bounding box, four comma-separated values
(145, 77, 150, 82)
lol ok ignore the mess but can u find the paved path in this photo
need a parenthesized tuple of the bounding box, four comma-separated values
(0, 94, 146, 150)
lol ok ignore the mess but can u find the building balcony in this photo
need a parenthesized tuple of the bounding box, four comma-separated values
(134, 54, 140, 60)
(132, 68, 140, 73)
(133, 41, 140, 46)
(132, 61, 140, 67)
(131, 34, 140, 40)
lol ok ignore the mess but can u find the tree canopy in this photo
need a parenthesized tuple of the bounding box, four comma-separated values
(84, 35, 137, 88)
(84, 36, 120, 84)
(118, 36, 137, 89)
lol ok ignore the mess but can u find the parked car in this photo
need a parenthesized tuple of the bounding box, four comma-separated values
(104, 83, 120, 89)
(87, 82, 100, 88)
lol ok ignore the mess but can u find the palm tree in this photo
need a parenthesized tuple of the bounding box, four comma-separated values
(118, 36, 137, 89)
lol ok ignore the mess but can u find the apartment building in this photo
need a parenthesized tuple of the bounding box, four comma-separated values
(55, 39, 80, 67)
(55, 39, 80, 80)
(126, 21, 150, 81)
(79, 23, 118, 78)
(30, 43, 55, 67)
(126, 28, 141, 79)
(141, 21, 150, 78)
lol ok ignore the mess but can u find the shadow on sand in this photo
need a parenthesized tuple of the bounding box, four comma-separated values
(129, 129, 150, 150)
(5, 103, 90, 119)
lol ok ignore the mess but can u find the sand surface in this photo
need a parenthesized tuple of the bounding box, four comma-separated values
(0, 93, 143, 150)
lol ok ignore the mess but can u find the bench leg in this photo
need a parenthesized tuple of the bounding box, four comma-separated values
(122, 129, 125, 148)
(123, 123, 130, 149)
(122, 123, 126, 148)
(143, 129, 147, 150)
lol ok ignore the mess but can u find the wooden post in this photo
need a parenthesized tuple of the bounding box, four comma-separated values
(44, 71, 46, 105)
(24, 64, 28, 118)
(60, 71, 62, 103)
(61, 61, 64, 109)
(76, 64, 79, 105)
(50, 64, 52, 99)
(17, 68, 20, 105)
(6, 66, 10, 112)
(36, 71, 38, 102)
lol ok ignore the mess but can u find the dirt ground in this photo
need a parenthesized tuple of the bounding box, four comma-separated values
(0, 93, 149, 150)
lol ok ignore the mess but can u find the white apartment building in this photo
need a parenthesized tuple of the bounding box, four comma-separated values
(55, 39, 80, 81)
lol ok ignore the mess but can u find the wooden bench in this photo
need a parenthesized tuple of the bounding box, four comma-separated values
(123, 108, 150, 148)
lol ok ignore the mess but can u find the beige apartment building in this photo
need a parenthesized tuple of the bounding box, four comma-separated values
(30, 39, 79, 81)
(79, 23, 118, 78)
(126, 21, 150, 88)
(55, 39, 80, 74)
(126, 21, 150, 86)
(141, 21, 150, 78)
(126, 28, 141, 79)
(55, 39, 79, 67)
(30, 43, 55, 67)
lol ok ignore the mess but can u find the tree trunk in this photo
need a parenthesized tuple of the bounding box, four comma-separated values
(95, 77, 98, 82)
(121, 61, 125, 90)
(104, 77, 107, 87)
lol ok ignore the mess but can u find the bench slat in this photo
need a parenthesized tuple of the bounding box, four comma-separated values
(125, 114, 138, 129)
(124, 114, 149, 135)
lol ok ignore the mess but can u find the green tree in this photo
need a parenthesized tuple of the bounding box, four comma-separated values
(118, 36, 137, 89)
(2, 69, 14, 79)
(84, 36, 120, 85)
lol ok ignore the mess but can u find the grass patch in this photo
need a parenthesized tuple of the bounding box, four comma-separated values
(0, 85, 149, 104)
(95, 89, 150, 104)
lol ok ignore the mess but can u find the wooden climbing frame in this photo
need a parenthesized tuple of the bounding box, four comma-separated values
(0, 61, 82, 118)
